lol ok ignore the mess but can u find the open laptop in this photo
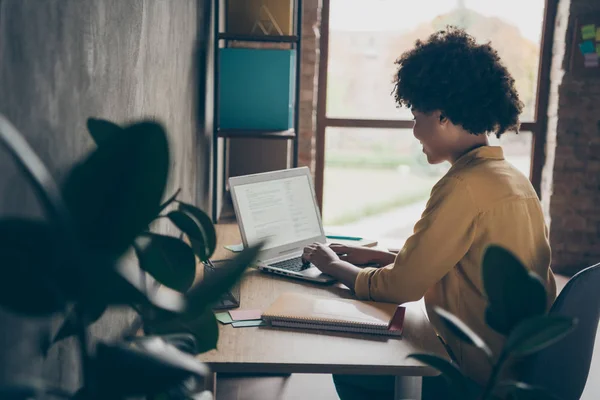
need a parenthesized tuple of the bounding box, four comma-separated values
(229, 167, 335, 284)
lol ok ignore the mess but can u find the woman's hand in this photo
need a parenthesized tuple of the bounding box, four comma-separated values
(329, 244, 394, 266)
(302, 243, 370, 291)
(302, 243, 340, 274)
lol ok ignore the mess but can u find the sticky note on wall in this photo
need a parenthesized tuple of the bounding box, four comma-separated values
(580, 40, 595, 54)
(584, 53, 599, 68)
(582, 24, 596, 40)
(597, 44, 600, 56)
(596, 27, 600, 41)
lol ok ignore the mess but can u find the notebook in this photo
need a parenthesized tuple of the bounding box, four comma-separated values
(262, 292, 405, 337)
(326, 237, 378, 248)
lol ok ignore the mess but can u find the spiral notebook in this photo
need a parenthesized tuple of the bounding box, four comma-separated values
(262, 292, 405, 337)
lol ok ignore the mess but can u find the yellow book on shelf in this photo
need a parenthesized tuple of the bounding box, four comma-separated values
(227, 0, 294, 36)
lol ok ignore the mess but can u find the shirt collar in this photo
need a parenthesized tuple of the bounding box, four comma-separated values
(450, 145, 504, 170)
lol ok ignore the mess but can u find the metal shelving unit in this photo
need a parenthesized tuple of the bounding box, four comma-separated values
(211, 0, 303, 223)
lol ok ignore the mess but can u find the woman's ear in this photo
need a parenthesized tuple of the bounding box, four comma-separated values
(439, 113, 449, 125)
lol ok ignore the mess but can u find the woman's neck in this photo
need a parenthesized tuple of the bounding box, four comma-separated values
(449, 135, 490, 164)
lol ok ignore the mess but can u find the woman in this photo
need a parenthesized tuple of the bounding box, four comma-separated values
(303, 27, 557, 399)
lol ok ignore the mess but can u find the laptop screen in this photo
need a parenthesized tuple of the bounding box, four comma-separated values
(232, 174, 322, 251)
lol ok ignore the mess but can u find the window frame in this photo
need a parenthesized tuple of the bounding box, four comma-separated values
(314, 0, 559, 211)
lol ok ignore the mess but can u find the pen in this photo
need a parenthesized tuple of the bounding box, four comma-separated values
(326, 235, 363, 241)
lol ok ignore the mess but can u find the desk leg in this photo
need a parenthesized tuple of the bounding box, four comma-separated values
(202, 372, 217, 397)
(394, 376, 422, 400)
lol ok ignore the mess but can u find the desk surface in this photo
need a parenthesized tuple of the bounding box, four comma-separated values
(198, 222, 447, 376)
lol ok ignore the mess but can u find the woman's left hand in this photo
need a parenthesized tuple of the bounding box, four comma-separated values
(302, 243, 340, 274)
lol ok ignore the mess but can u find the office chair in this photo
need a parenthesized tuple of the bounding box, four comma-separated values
(522, 263, 600, 400)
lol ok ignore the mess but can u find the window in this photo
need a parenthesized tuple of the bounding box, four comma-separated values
(316, 0, 554, 247)
(326, 0, 545, 121)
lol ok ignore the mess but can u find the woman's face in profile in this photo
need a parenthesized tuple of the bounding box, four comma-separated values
(411, 109, 451, 165)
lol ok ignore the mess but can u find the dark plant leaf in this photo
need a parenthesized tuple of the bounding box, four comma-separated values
(148, 308, 219, 354)
(158, 188, 182, 214)
(189, 391, 214, 400)
(0, 377, 73, 400)
(505, 315, 577, 358)
(94, 337, 210, 397)
(0, 115, 75, 239)
(62, 120, 169, 258)
(494, 381, 562, 400)
(149, 394, 170, 400)
(482, 245, 548, 335)
(136, 233, 196, 293)
(148, 374, 202, 400)
(69, 258, 185, 316)
(86, 117, 123, 146)
(407, 353, 468, 399)
(52, 304, 107, 344)
(0, 218, 66, 316)
(152, 333, 197, 354)
(70, 388, 89, 400)
(167, 211, 208, 261)
(433, 307, 493, 359)
(186, 244, 262, 315)
(107, 261, 185, 313)
(178, 202, 217, 260)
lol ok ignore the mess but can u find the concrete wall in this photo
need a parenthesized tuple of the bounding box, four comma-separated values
(0, 0, 209, 391)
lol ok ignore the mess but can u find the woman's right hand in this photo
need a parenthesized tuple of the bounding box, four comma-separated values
(329, 244, 392, 266)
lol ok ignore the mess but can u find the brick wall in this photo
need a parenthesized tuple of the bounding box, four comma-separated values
(298, 0, 321, 171)
(543, 0, 600, 274)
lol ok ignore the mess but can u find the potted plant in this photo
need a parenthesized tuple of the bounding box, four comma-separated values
(0, 114, 262, 399)
(408, 245, 577, 400)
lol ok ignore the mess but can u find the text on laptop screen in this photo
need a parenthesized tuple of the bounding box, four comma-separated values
(234, 175, 322, 250)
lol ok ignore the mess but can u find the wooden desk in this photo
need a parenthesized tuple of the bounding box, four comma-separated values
(199, 222, 448, 397)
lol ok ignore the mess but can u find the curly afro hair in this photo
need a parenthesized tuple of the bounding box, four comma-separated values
(393, 27, 523, 138)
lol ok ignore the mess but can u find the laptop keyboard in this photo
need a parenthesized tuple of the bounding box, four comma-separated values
(270, 257, 310, 272)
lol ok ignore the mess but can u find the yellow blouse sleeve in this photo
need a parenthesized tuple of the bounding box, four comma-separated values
(354, 176, 478, 304)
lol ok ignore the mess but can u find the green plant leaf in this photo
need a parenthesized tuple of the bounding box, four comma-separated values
(52, 304, 107, 344)
(494, 381, 562, 400)
(482, 245, 548, 335)
(433, 307, 493, 359)
(167, 211, 208, 261)
(185, 243, 262, 315)
(70, 258, 185, 316)
(86, 117, 123, 146)
(407, 353, 469, 399)
(178, 202, 217, 260)
(107, 261, 185, 313)
(136, 233, 196, 293)
(155, 333, 197, 354)
(62, 120, 169, 258)
(189, 391, 214, 400)
(0, 377, 73, 399)
(0, 115, 74, 237)
(148, 309, 219, 354)
(504, 315, 577, 358)
(0, 218, 66, 316)
(158, 188, 181, 214)
(94, 337, 209, 397)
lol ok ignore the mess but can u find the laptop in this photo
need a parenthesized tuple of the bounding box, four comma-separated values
(229, 167, 335, 284)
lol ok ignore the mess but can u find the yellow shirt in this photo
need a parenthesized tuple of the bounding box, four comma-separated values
(354, 146, 557, 385)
